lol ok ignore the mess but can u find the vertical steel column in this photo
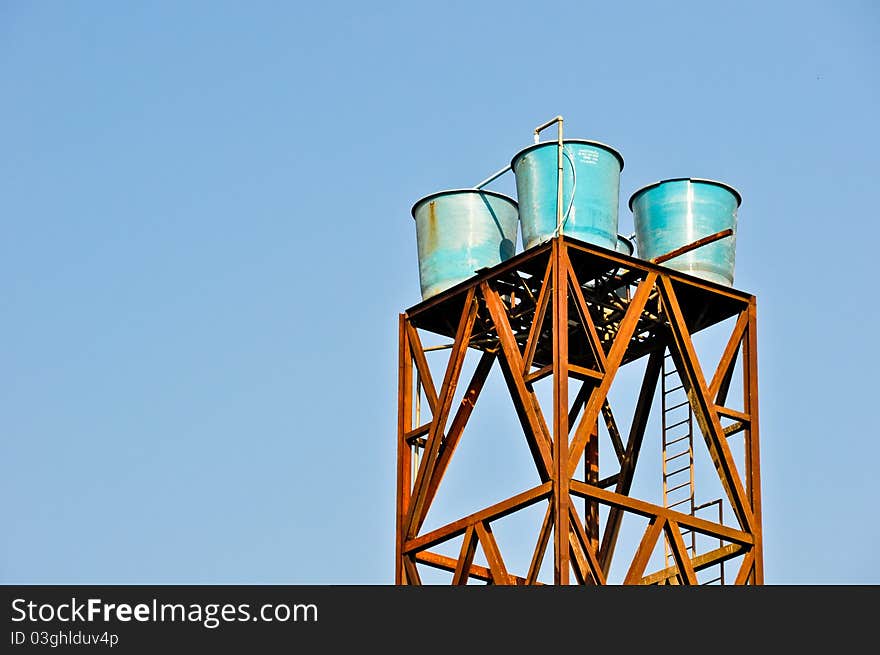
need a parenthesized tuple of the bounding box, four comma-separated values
(744, 297, 763, 584)
(587, 419, 599, 553)
(551, 238, 570, 584)
(396, 314, 413, 584)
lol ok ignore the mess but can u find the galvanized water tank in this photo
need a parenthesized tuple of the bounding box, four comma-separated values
(629, 178, 741, 286)
(511, 139, 624, 251)
(411, 189, 519, 300)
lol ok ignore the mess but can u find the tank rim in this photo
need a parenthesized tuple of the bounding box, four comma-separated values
(510, 138, 625, 172)
(627, 177, 742, 211)
(616, 233, 635, 255)
(410, 188, 518, 220)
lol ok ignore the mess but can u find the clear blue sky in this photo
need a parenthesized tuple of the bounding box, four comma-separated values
(1, 1, 877, 585)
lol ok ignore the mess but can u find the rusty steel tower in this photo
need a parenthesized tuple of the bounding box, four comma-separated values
(395, 234, 762, 585)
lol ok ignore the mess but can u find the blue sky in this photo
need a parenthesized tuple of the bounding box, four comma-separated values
(1, 1, 877, 584)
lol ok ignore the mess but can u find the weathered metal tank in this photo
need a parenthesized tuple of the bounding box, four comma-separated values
(511, 139, 624, 251)
(629, 178, 741, 286)
(411, 189, 519, 300)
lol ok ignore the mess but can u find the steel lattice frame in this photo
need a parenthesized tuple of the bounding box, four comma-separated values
(395, 235, 762, 585)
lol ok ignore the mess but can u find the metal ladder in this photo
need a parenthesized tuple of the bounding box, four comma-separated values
(661, 349, 726, 584)
(661, 348, 696, 581)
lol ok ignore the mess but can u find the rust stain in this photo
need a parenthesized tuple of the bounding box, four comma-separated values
(425, 200, 438, 251)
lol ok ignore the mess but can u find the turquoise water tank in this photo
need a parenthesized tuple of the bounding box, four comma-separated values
(511, 139, 624, 251)
(629, 178, 741, 286)
(411, 189, 519, 300)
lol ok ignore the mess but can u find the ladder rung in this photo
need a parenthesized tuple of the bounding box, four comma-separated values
(665, 434, 691, 446)
(664, 450, 689, 463)
(664, 496, 693, 509)
(693, 499, 722, 511)
(665, 417, 690, 429)
(665, 384, 684, 393)
(666, 481, 692, 494)
(665, 400, 690, 412)
(666, 464, 691, 477)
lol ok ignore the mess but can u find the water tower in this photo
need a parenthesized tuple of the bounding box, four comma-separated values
(395, 117, 762, 585)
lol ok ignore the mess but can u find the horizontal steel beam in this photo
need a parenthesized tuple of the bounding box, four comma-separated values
(570, 480, 753, 546)
(405, 235, 753, 318)
(404, 483, 552, 554)
(640, 543, 745, 585)
(414, 551, 534, 585)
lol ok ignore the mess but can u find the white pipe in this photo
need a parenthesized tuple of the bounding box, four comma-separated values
(474, 164, 512, 189)
(533, 115, 565, 236)
(534, 115, 564, 141)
